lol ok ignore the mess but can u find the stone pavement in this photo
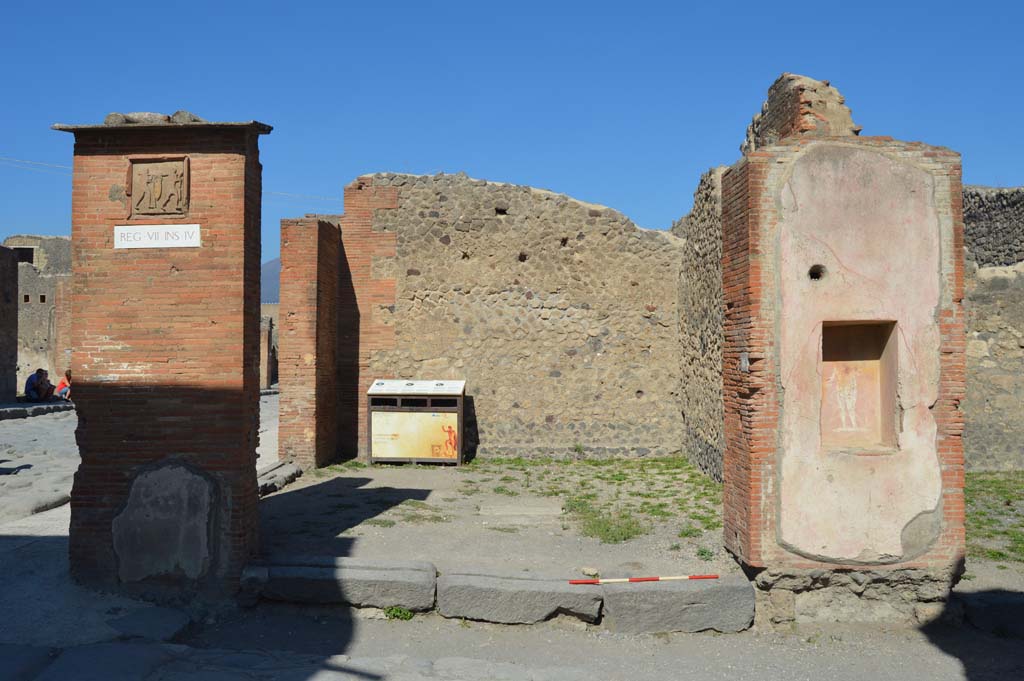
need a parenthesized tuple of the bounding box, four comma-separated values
(0, 395, 280, 525)
(2, 507, 1023, 680)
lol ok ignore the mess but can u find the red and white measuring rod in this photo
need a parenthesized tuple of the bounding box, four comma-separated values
(569, 574, 719, 585)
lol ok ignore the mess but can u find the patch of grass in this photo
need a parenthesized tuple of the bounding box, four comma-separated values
(493, 486, 519, 497)
(566, 496, 648, 544)
(697, 547, 714, 561)
(364, 518, 395, 528)
(966, 471, 1024, 563)
(678, 525, 701, 538)
(384, 606, 414, 621)
(668, 543, 681, 551)
(486, 526, 520, 533)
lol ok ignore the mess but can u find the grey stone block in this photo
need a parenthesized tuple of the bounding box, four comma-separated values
(257, 558, 436, 611)
(601, 576, 754, 634)
(107, 606, 191, 642)
(437, 573, 602, 624)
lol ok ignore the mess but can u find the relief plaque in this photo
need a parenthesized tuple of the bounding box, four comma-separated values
(130, 159, 189, 216)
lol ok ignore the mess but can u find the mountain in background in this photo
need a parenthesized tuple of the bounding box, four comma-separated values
(261, 258, 280, 303)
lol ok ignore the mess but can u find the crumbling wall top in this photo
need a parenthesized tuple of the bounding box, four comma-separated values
(741, 73, 861, 154)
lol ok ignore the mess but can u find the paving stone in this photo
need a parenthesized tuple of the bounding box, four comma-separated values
(436, 573, 602, 624)
(601, 575, 754, 634)
(256, 559, 436, 610)
(34, 642, 175, 681)
(107, 606, 191, 641)
(0, 643, 57, 681)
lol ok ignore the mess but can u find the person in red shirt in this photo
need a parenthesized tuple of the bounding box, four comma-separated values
(56, 370, 72, 401)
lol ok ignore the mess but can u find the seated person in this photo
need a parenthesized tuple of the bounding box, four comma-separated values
(56, 370, 72, 401)
(24, 368, 54, 402)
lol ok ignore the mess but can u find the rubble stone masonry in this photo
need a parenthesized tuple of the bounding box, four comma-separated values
(362, 173, 687, 459)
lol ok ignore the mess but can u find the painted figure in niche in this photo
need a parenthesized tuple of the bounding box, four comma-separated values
(441, 424, 458, 457)
(827, 364, 860, 431)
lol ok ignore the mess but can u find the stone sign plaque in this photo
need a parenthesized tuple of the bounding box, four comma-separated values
(114, 224, 201, 249)
(130, 159, 189, 216)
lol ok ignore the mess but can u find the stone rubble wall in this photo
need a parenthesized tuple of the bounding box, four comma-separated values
(673, 168, 727, 480)
(963, 260, 1024, 470)
(963, 185, 1024, 267)
(366, 173, 688, 458)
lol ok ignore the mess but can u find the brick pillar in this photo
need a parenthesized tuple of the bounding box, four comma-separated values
(338, 178, 398, 457)
(0, 246, 17, 402)
(259, 317, 273, 390)
(278, 217, 342, 467)
(56, 114, 271, 598)
(721, 136, 965, 623)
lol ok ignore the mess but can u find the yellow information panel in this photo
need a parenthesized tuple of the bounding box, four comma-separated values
(371, 411, 459, 461)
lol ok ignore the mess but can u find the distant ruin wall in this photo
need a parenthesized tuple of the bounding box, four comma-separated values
(1, 235, 71, 390)
(360, 173, 689, 458)
(0, 247, 17, 401)
(674, 168, 726, 479)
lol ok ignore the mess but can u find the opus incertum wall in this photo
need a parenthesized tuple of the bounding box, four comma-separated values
(721, 120, 966, 622)
(56, 112, 270, 599)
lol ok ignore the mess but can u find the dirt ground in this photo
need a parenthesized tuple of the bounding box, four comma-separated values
(259, 456, 740, 579)
(260, 454, 1024, 594)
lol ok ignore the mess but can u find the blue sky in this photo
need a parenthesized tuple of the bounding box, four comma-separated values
(1, 1, 1021, 262)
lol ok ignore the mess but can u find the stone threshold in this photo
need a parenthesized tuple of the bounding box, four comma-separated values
(241, 555, 756, 634)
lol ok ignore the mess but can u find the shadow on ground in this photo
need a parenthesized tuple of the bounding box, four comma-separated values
(920, 589, 1024, 680)
(185, 473, 430, 661)
(257, 475, 430, 560)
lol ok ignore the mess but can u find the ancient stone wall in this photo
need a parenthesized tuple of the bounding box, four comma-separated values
(963, 186, 1024, 267)
(673, 168, 726, 479)
(741, 73, 861, 154)
(1, 235, 71, 389)
(963, 260, 1024, 470)
(356, 173, 688, 459)
(0, 246, 17, 401)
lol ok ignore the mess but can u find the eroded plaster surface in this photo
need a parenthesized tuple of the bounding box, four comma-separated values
(776, 144, 944, 564)
(112, 464, 213, 583)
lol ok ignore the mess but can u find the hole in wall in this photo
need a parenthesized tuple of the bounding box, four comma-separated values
(39, 295, 46, 303)
(808, 264, 827, 281)
(495, 207, 508, 216)
(560, 237, 569, 247)
(518, 252, 529, 263)
(23, 295, 29, 303)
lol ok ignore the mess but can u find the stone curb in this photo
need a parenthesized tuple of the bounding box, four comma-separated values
(244, 558, 437, 611)
(242, 557, 755, 633)
(437, 573, 602, 624)
(0, 402, 75, 421)
(601, 575, 755, 634)
(255, 461, 302, 496)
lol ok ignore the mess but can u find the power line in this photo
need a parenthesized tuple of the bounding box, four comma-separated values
(0, 156, 73, 170)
